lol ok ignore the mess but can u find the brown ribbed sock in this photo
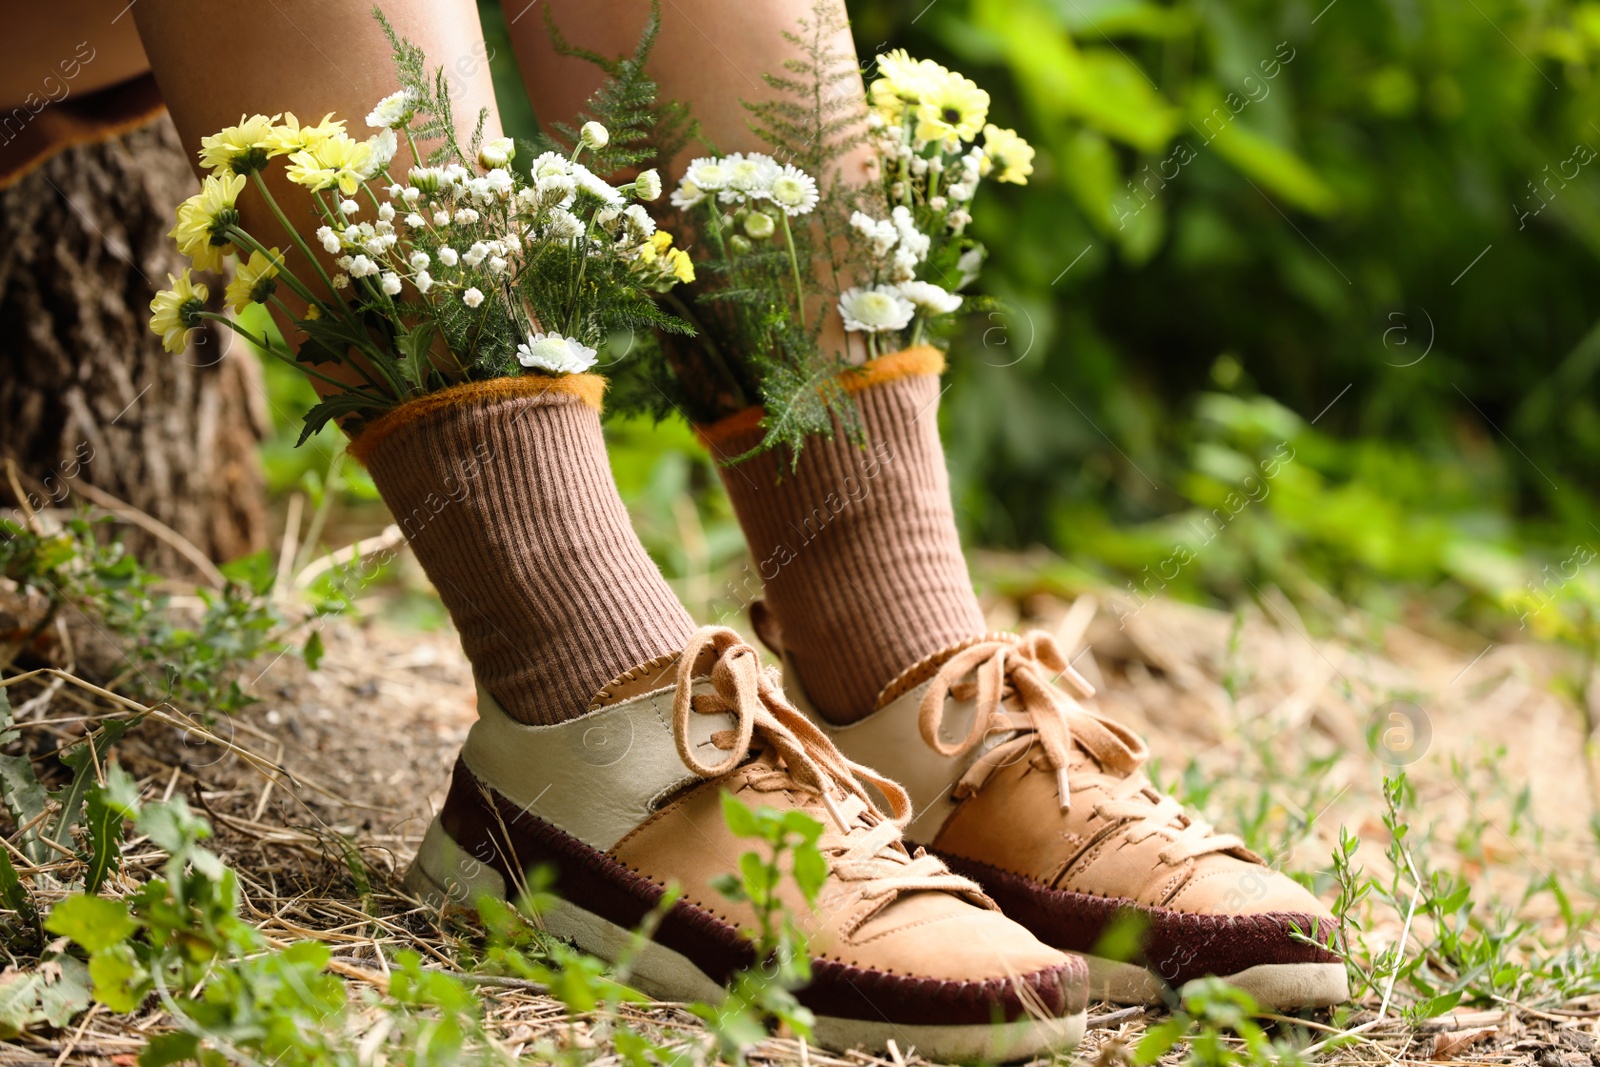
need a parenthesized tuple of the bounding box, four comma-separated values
(350, 377, 695, 726)
(702, 348, 986, 724)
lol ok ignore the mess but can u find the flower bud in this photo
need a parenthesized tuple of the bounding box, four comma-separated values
(633, 169, 662, 201)
(478, 137, 516, 169)
(580, 121, 609, 149)
(743, 211, 776, 240)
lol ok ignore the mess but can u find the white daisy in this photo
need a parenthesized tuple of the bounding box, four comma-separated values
(683, 157, 729, 191)
(365, 89, 415, 130)
(517, 332, 598, 374)
(670, 179, 707, 209)
(544, 208, 584, 240)
(838, 285, 914, 333)
(362, 129, 397, 175)
(768, 164, 819, 216)
(897, 280, 962, 315)
(530, 151, 570, 180)
(536, 173, 576, 208)
(570, 164, 624, 206)
(623, 204, 656, 238)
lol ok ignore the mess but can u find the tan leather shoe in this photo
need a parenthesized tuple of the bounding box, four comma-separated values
(762, 622, 1349, 1010)
(405, 626, 1088, 1060)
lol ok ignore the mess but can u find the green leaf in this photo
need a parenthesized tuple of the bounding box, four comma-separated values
(1187, 85, 1338, 216)
(0, 972, 41, 1039)
(219, 550, 276, 595)
(45, 894, 136, 953)
(738, 852, 776, 906)
(140, 1032, 200, 1067)
(52, 720, 129, 852)
(1134, 1017, 1190, 1065)
(303, 630, 325, 671)
(83, 782, 129, 894)
(0, 845, 35, 926)
(791, 843, 827, 907)
(0, 690, 50, 865)
(719, 792, 761, 839)
(1415, 990, 1463, 1019)
(298, 393, 380, 447)
(35, 956, 90, 1029)
(395, 321, 438, 393)
(87, 943, 147, 1014)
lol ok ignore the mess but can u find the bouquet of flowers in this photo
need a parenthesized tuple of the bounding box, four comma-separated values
(617, 4, 1032, 459)
(149, 12, 691, 443)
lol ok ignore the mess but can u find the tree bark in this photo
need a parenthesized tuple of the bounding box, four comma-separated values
(0, 113, 268, 570)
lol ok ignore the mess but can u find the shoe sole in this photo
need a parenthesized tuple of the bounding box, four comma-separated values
(405, 817, 1086, 1062)
(1083, 953, 1350, 1010)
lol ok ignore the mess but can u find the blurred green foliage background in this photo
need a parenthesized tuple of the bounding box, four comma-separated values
(264, 0, 1600, 648)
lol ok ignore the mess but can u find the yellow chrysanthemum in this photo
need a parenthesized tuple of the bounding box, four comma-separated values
(224, 247, 284, 313)
(149, 270, 209, 354)
(198, 113, 282, 175)
(668, 247, 695, 284)
(267, 112, 347, 155)
(869, 51, 948, 124)
(169, 172, 247, 272)
(285, 132, 374, 195)
(914, 69, 990, 143)
(980, 124, 1034, 184)
(638, 230, 674, 265)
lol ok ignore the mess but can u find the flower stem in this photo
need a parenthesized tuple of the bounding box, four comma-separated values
(779, 212, 807, 332)
(199, 313, 388, 405)
(247, 172, 352, 325)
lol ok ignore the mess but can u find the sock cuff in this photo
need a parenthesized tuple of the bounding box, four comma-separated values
(694, 345, 946, 452)
(348, 373, 607, 465)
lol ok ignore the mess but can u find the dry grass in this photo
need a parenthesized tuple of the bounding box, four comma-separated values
(1, 547, 1597, 1066)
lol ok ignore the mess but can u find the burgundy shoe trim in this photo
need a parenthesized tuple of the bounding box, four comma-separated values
(934, 851, 1342, 988)
(436, 758, 1087, 1024)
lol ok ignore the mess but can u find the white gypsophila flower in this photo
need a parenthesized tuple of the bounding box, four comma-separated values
(501, 230, 521, 250)
(670, 180, 706, 210)
(462, 287, 484, 308)
(437, 246, 459, 267)
(364, 237, 387, 257)
(402, 187, 421, 204)
(684, 157, 728, 191)
(891, 205, 930, 261)
(375, 219, 395, 236)
(838, 285, 915, 333)
(349, 254, 379, 278)
(948, 209, 972, 233)
(409, 251, 430, 271)
(633, 168, 662, 201)
(898, 280, 963, 315)
(339, 199, 360, 215)
(744, 211, 776, 240)
(928, 155, 945, 175)
(623, 204, 656, 237)
(537, 173, 576, 209)
(414, 270, 433, 293)
(363, 129, 397, 176)
(530, 151, 569, 180)
(466, 177, 492, 203)
(544, 208, 583, 240)
(517, 332, 598, 374)
(570, 164, 624, 207)
(462, 242, 489, 267)
(911, 156, 929, 177)
(317, 226, 341, 253)
(769, 165, 819, 216)
(380, 272, 402, 296)
(485, 168, 514, 198)
(850, 210, 899, 257)
(409, 166, 442, 193)
(386, 183, 405, 198)
(946, 181, 974, 202)
(962, 146, 983, 181)
(478, 136, 515, 169)
(454, 208, 480, 225)
(366, 89, 415, 130)
(580, 121, 609, 149)
(405, 212, 426, 228)
(335, 255, 354, 270)
(891, 248, 919, 282)
(928, 195, 948, 212)
(433, 210, 451, 226)
(488, 255, 507, 274)
(332, 273, 350, 289)
(378, 202, 396, 221)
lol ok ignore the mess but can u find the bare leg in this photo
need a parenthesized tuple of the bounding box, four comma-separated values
(132, 0, 502, 394)
(508, 0, 873, 361)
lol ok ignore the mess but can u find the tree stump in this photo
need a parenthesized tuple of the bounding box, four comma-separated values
(0, 113, 268, 570)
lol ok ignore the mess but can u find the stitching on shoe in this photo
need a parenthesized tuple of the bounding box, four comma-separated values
(588, 650, 681, 710)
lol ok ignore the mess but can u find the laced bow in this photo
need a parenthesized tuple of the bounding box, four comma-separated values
(672, 626, 983, 902)
(919, 632, 1248, 862)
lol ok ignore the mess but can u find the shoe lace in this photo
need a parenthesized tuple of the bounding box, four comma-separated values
(920, 632, 1246, 864)
(673, 626, 988, 900)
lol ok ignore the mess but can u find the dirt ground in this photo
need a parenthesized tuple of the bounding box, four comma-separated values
(5, 559, 1598, 1066)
